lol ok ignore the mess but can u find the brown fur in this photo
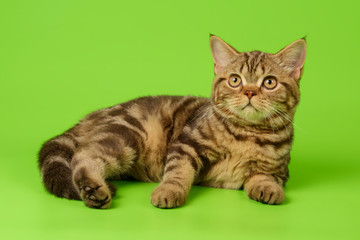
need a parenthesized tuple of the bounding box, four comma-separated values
(39, 35, 306, 208)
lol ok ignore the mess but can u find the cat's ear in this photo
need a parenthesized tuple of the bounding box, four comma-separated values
(275, 38, 307, 80)
(210, 35, 238, 74)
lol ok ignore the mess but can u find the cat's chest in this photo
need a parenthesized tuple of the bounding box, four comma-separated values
(198, 137, 278, 189)
(224, 136, 275, 161)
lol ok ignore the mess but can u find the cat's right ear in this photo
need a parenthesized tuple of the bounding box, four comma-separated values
(210, 35, 238, 75)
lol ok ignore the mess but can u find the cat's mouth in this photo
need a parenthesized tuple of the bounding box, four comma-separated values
(223, 100, 266, 122)
(241, 102, 259, 112)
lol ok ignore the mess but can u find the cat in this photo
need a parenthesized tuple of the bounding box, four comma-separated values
(38, 35, 306, 209)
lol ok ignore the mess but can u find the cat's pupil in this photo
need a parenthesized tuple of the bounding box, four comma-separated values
(233, 78, 238, 83)
(267, 79, 273, 85)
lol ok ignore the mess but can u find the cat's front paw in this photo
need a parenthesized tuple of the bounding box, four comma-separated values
(246, 181, 284, 205)
(151, 184, 187, 209)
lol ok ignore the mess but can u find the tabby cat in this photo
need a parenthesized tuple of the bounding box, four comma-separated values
(38, 35, 306, 209)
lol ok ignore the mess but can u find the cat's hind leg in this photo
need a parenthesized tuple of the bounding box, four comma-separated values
(72, 164, 112, 209)
(71, 135, 139, 209)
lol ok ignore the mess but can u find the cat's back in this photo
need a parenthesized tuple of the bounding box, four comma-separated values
(73, 95, 208, 139)
(70, 95, 209, 181)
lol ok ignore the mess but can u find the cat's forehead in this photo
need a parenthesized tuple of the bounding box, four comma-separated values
(229, 51, 277, 82)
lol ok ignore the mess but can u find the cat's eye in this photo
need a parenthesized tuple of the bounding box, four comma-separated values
(228, 74, 242, 88)
(262, 76, 278, 90)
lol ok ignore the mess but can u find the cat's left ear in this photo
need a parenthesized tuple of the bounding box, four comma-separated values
(275, 38, 307, 81)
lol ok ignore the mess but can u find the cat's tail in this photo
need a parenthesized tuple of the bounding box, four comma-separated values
(38, 132, 81, 200)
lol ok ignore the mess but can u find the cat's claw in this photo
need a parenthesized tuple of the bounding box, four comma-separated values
(150, 185, 186, 209)
(247, 181, 284, 205)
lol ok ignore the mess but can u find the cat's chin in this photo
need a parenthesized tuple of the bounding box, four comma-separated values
(234, 106, 267, 124)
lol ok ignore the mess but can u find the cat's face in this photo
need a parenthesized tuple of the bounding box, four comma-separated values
(210, 36, 306, 127)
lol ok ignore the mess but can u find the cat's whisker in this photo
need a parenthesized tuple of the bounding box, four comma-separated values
(269, 106, 304, 133)
(265, 112, 277, 134)
(270, 109, 292, 139)
(275, 109, 305, 132)
(189, 105, 212, 125)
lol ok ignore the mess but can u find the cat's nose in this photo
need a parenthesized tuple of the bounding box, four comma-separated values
(244, 90, 257, 99)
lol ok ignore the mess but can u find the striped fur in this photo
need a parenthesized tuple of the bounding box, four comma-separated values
(39, 36, 306, 208)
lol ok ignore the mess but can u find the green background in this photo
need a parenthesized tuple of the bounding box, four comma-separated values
(1, 0, 359, 239)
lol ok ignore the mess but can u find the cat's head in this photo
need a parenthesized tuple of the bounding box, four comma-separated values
(210, 35, 306, 128)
